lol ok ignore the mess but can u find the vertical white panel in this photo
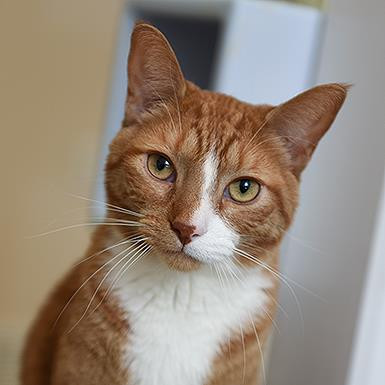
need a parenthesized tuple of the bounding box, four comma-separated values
(214, 0, 323, 104)
(347, 171, 385, 385)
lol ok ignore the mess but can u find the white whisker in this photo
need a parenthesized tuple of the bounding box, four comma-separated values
(248, 312, 266, 385)
(74, 233, 145, 267)
(51, 239, 147, 330)
(65, 192, 143, 217)
(234, 248, 305, 332)
(90, 244, 152, 315)
(93, 217, 144, 225)
(66, 242, 149, 334)
(29, 221, 144, 238)
(227, 260, 281, 335)
(241, 241, 325, 302)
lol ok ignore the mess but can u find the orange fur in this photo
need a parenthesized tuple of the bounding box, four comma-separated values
(21, 23, 348, 385)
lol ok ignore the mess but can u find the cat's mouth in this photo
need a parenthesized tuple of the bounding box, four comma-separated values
(161, 248, 202, 272)
(151, 232, 235, 271)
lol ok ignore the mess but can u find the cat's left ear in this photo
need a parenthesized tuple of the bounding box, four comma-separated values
(265, 83, 349, 176)
(124, 23, 186, 124)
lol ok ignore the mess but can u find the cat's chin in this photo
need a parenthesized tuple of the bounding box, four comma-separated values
(161, 250, 202, 272)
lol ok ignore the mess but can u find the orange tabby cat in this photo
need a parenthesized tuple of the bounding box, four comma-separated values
(21, 23, 348, 385)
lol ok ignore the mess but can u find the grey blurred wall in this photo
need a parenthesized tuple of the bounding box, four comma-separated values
(268, 0, 385, 384)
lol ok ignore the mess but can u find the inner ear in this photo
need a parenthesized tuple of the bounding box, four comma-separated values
(124, 23, 186, 124)
(266, 83, 349, 176)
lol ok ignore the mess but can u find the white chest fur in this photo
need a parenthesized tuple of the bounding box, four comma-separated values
(114, 257, 272, 385)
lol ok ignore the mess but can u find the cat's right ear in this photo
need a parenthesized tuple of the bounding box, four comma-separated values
(265, 83, 349, 177)
(124, 23, 186, 124)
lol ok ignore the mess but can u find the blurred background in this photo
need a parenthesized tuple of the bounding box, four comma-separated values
(1, 0, 384, 384)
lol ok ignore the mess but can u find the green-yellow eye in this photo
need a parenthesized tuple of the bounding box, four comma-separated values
(147, 153, 175, 181)
(228, 179, 261, 203)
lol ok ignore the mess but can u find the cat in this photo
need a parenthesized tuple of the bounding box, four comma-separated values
(21, 23, 348, 385)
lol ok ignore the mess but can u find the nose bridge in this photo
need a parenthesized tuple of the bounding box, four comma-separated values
(170, 166, 205, 245)
(171, 169, 203, 223)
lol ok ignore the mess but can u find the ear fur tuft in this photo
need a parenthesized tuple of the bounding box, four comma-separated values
(266, 83, 349, 175)
(124, 23, 185, 124)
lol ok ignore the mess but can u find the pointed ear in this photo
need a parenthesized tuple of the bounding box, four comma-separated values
(124, 23, 186, 123)
(266, 83, 349, 176)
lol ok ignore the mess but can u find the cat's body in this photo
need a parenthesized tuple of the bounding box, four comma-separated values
(22, 226, 277, 385)
(21, 24, 347, 385)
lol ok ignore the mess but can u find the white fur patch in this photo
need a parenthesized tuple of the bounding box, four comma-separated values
(115, 257, 272, 385)
(184, 152, 239, 264)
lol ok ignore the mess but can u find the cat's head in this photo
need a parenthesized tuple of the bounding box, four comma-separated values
(105, 23, 348, 272)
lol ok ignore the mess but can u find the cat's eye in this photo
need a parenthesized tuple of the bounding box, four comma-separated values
(228, 179, 261, 203)
(147, 153, 175, 181)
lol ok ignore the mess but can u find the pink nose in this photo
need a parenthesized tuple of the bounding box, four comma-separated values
(171, 220, 201, 245)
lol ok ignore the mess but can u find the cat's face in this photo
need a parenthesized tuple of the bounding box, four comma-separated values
(105, 24, 347, 272)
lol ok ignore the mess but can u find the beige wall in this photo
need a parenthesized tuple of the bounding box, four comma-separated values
(0, 0, 124, 338)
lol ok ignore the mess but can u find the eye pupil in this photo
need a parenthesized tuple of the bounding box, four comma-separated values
(239, 179, 250, 194)
(156, 157, 169, 171)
